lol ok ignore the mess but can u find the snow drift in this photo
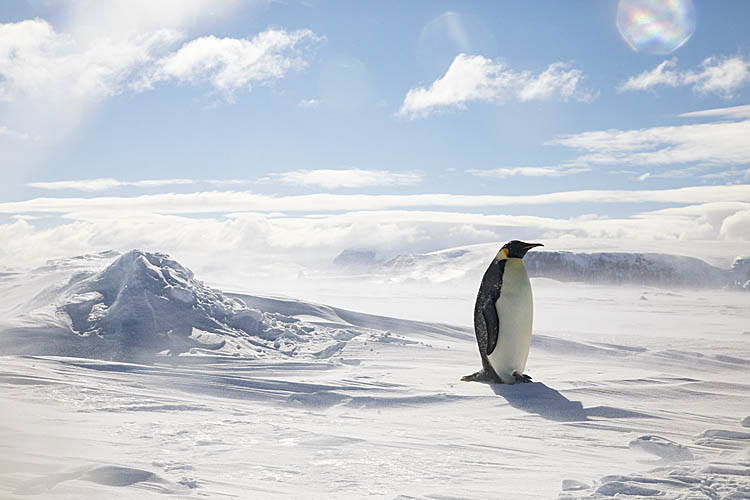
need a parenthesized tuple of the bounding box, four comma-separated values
(0, 250, 395, 361)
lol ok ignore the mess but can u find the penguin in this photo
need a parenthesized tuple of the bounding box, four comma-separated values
(462, 240, 543, 384)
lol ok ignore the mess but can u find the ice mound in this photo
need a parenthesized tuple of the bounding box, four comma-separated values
(41, 250, 351, 361)
(628, 435, 694, 462)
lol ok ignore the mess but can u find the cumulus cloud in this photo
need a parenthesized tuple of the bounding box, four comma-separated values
(134, 29, 322, 99)
(0, 19, 180, 104)
(0, 4, 321, 170)
(398, 54, 594, 118)
(468, 165, 589, 178)
(619, 56, 750, 98)
(268, 169, 424, 189)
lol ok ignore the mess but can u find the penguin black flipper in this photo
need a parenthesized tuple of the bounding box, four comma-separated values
(482, 287, 501, 355)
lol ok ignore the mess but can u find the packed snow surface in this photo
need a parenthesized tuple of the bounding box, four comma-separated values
(1, 250, 749, 499)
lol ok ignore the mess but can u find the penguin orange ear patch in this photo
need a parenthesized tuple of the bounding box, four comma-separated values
(502, 248, 509, 257)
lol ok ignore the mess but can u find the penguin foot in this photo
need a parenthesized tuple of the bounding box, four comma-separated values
(461, 369, 497, 383)
(512, 372, 532, 383)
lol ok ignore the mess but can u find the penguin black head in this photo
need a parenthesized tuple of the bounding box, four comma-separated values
(497, 240, 543, 260)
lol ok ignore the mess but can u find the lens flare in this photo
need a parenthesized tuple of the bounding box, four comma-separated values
(617, 0, 696, 54)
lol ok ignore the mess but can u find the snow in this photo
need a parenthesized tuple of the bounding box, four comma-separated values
(1, 249, 749, 499)
(340, 243, 750, 289)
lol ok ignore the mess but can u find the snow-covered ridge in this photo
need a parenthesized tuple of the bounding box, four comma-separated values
(335, 246, 750, 289)
(524, 251, 747, 289)
(0, 249, 453, 362)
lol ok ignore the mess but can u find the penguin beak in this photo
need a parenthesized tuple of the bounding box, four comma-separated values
(523, 243, 544, 250)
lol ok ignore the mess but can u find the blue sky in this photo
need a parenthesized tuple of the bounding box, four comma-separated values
(0, 0, 749, 270)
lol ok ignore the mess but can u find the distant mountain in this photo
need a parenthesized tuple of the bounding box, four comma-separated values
(523, 252, 734, 289)
(334, 246, 750, 290)
(332, 249, 381, 271)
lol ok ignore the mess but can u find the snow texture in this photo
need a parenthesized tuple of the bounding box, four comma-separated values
(0, 250, 383, 362)
(1, 249, 749, 499)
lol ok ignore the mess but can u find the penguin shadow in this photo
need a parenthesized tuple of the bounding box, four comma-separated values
(489, 382, 652, 422)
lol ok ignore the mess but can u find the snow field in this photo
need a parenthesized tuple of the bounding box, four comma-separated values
(1, 250, 749, 499)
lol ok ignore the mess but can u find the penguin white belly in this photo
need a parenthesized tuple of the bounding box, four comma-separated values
(488, 258, 533, 384)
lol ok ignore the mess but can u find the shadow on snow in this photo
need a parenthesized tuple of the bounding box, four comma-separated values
(490, 382, 654, 422)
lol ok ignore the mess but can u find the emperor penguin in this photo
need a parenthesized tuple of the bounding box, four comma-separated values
(462, 240, 543, 384)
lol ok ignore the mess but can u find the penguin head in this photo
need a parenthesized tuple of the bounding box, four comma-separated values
(497, 240, 543, 260)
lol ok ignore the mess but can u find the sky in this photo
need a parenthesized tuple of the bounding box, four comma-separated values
(0, 0, 749, 274)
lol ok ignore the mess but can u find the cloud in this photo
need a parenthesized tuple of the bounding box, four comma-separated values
(701, 168, 750, 182)
(468, 165, 589, 178)
(619, 56, 750, 97)
(549, 119, 750, 167)
(27, 178, 196, 191)
(2, 202, 750, 280)
(298, 98, 321, 108)
(0, 18, 181, 104)
(269, 169, 424, 189)
(0, 4, 321, 170)
(398, 54, 594, 118)
(3, 185, 750, 216)
(618, 58, 680, 92)
(25, 178, 259, 191)
(134, 29, 322, 99)
(678, 104, 750, 120)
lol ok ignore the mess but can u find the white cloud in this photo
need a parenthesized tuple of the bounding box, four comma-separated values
(270, 169, 424, 189)
(0, 5, 321, 169)
(3, 185, 750, 216)
(27, 178, 196, 191)
(398, 54, 593, 118)
(0, 19, 181, 104)
(618, 58, 680, 92)
(298, 98, 321, 108)
(701, 169, 750, 182)
(2, 202, 750, 278)
(619, 56, 750, 97)
(134, 29, 322, 98)
(25, 178, 260, 191)
(678, 104, 750, 120)
(550, 119, 750, 167)
(468, 165, 589, 178)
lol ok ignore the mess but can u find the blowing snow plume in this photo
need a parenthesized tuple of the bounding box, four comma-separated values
(0, 250, 360, 361)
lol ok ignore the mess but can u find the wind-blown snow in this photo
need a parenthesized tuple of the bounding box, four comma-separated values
(336, 244, 750, 289)
(1, 249, 749, 499)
